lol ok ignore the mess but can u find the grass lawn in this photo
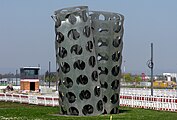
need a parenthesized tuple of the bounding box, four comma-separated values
(0, 102, 177, 120)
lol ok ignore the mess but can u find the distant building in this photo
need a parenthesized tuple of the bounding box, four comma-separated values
(140, 82, 151, 87)
(153, 80, 176, 88)
(163, 73, 177, 82)
(20, 67, 40, 91)
(0, 78, 20, 85)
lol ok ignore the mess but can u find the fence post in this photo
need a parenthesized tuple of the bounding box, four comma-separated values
(19, 94, 22, 103)
(52, 97, 54, 107)
(44, 96, 46, 106)
(131, 95, 133, 107)
(5, 93, 7, 102)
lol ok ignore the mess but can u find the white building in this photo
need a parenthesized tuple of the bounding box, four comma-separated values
(163, 73, 177, 82)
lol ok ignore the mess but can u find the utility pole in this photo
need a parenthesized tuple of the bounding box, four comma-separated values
(49, 61, 51, 88)
(150, 43, 153, 96)
(16, 69, 18, 86)
(56, 60, 58, 91)
(123, 60, 126, 82)
(147, 43, 154, 96)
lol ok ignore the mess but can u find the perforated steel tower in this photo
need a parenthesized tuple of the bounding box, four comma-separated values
(90, 11, 124, 114)
(53, 6, 103, 116)
(53, 6, 124, 116)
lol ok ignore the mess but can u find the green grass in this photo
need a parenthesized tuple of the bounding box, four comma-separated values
(0, 102, 177, 120)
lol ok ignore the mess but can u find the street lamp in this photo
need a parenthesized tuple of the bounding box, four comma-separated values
(147, 43, 154, 96)
(123, 60, 126, 82)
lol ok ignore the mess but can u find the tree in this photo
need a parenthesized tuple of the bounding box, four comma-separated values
(45, 72, 57, 82)
(124, 73, 133, 82)
(134, 75, 142, 82)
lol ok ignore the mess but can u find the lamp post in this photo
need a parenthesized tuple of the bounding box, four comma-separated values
(16, 69, 18, 86)
(49, 61, 51, 88)
(124, 60, 126, 82)
(147, 43, 154, 96)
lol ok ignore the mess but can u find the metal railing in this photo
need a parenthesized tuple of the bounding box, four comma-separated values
(0, 93, 59, 107)
(121, 88, 177, 97)
(0, 88, 177, 112)
(120, 93, 177, 112)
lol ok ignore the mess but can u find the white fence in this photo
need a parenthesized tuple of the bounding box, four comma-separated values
(0, 93, 59, 107)
(120, 88, 177, 112)
(1, 89, 177, 112)
(120, 93, 177, 112)
(121, 88, 177, 97)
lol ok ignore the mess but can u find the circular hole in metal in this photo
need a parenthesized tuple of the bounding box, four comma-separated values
(103, 109, 107, 114)
(60, 62, 70, 74)
(56, 32, 64, 43)
(97, 100, 103, 111)
(68, 29, 80, 40)
(67, 14, 77, 25)
(73, 60, 85, 70)
(91, 26, 95, 30)
(57, 67, 60, 72)
(82, 105, 94, 115)
(113, 16, 117, 20)
(101, 81, 108, 89)
(91, 71, 98, 81)
(58, 47, 67, 58)
(69, 107, 79, 116)
(83, 26, 90, 37)
(112, 51, 121, 62)
(82, 11, 88, 22)
(108, 17, 112, 21)
(97, 53, 109, 61)
(110, 93, 119, 104)
(60, 9, 68, 13)
(113, 21, 122, 33)
(89, 11, 94, 15)
(98, 39, 108, 47)
(66, 92, 76, 103)
(63, 77, 73, 88)
(94, 86, 101, 97)
(111, 80, 119, 90)
(98, 28, 108, 33)
(113, 36, 121, 47)
(71, 44, 83, 55)
(79, 90, 91, 100)
(59, 91, 64, 102)
(98, 67, 108, 75)
(58, 79, 62, 86)
(99, 14, 105, 20)
(110, 107, 118, 114)
(76, 75, 88, 85)
(89, 56, 96, 67)
(103, 95, 107, 103)
(86, 41, 93, 52)
(111, 65, 120, 76)
(75, 7, 81, 11)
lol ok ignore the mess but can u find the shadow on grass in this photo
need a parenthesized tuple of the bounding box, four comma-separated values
(119, 109, 131, 114)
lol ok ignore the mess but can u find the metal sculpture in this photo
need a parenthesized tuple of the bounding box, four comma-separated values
(90, 11, 124, 114)
(52, 6, 124, 116)
(53, 6, 103, 116)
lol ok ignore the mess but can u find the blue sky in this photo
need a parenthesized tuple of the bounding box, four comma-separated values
(0, 0, 177, 75)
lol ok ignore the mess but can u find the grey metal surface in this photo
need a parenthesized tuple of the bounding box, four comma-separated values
(53, 6, 103, 116)
(90, 11, 124, 114)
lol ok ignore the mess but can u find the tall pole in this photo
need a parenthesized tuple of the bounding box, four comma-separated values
(56, 60, 58, 91)
(151, 43, 153, 96)
(16, 69, 18, 86)
(123, 60, 126, 82)
(49, 61, 51, 88)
